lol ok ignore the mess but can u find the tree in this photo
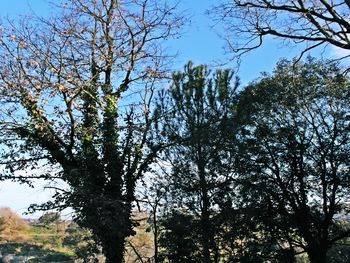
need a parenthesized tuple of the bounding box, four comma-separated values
(155, 62, 238, 262)
(38, 212, 61, 226)
(158, 210, 201, 263)
(63, 222, 100, 262)
(235, 58, 350, 263)
(0, 1, 184, 262)
(212, 1, 350, 61)
(0, 207, 29, 240)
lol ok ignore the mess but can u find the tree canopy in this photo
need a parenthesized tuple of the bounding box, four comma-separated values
(1, 1, 350, 262)
(235, 58, 350, 263)
(0, 0, 184, 262)
(155, 62, 238, 262)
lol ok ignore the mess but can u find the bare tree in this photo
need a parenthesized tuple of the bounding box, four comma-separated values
(211, 0, 350, 62)
(0, 0, 184, 262)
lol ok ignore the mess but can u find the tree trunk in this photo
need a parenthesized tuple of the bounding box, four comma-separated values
(101, 204, 134, 263)
(308, 252, 327, 263)
(198, 161, 211, 263)
(103, 234, 127, 263)
(282, 248, 296, 263)
(307, 242, 327, 263)
(201, 207, 211, 263)
(152, 206, 159, 263)
(102, 225, 130, 263)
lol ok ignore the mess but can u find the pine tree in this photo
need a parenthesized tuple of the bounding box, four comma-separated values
(156, 62, 238, 262)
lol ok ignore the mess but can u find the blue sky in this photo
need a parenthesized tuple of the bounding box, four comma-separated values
(0, 0, 304, 80)
(0, 0, 313, 217)
(0, 0, 304, 77)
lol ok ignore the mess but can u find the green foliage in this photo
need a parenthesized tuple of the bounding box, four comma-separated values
(151, 58, 350, 263)
(63, 222, 100, 262)
(158, 211, 201, 263)
(155, 61, 239, 262)
(328, 243, 350, 263)
(327, 221, 350, 262)
(38, 212, 61, 226)
(235, 58, 350, 263)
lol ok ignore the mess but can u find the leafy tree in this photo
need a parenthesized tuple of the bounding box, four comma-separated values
(37, 212, 64, 246)
(155, 62, 238, 262)
(213, 206, 297, 263)
(212, 1, 350, 61)
(38, 212, 61, 226)
(63, 222, 100, 263)
(0, 1, 184, 262)
(327, 233, 350, 263)
(158, 210, 201, 263)
(235, 58, 350, 263)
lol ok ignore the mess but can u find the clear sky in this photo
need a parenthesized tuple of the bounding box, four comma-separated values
(0, 0, 336, 217)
